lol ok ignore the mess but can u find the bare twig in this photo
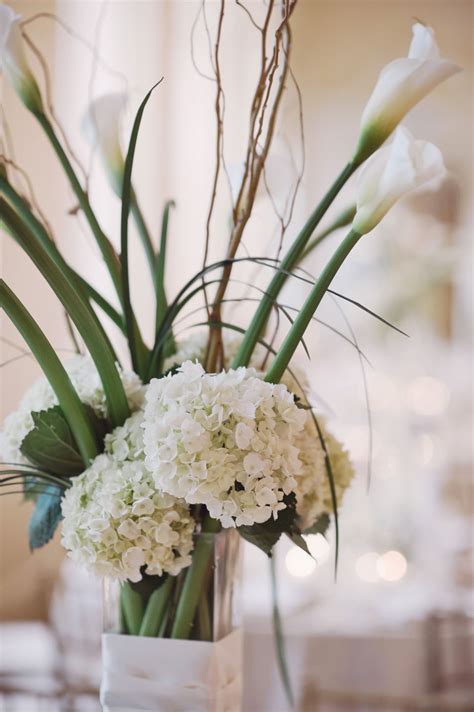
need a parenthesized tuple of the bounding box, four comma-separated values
(205, 0, 298, 372)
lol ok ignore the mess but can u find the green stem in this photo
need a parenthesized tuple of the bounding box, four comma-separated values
(34, 112, 123, 303)
(265, 229, 362, 384)
(121, 582, 144, 636)
(138, 577, 173, 637)
(270, 556, 294, 710)
(232, 162, 357, 369)
(299, 204, 357, 262)
(197, 590, 212, 642)
(131, 196, 155, 279)
(0, 280, 98, 465)
(170, 517, 220, 640)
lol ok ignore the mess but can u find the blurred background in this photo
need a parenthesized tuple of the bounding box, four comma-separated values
(1, 0, 472, 710)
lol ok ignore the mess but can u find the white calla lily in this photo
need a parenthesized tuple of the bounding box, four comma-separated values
(0, 4, 43, 112)
(354, 22, 460, 163)
(353, 126, 445, 235)
(83, 92, 127, 195)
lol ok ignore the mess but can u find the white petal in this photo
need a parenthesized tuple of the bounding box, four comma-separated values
(82, 92, 127, 194)
(353, 126, 445, 234)
(0, 5, 42, 110)
(355, 23, 460, 162)
(408, 23, 439, 61)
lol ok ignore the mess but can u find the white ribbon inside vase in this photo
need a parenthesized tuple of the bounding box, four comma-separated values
(100, 629, 243, 712)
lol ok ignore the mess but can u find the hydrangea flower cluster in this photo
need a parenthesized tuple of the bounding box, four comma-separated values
(295, 418, 354, 531)
(143, 361, 308, 528)
(61, 444, 195, 582)
(0, 356, 144, 465)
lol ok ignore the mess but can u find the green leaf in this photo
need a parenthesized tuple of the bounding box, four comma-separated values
(28, 485, 63, 550)
(1, 175, 126, 335)
(303, 512, 330, 536)
(285, 531, 312, 557)
(1, 280, 99, 464)
(155, 201, 175, 337)
(121, 80, 163, 377)
(0, 204, 130, 428)
(20, 407, 84, 476)
(238, 527, 281, 556)
(238, 492, 299, 557)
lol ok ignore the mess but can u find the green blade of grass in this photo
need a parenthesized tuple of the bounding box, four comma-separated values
(1, 176, 125, 337)
(0, 280, 98, 465)
(121, 81, 163, 376)
(232, 162, 357, 369)
(1, 199, 130, 427)
(264, 229, 363, 385)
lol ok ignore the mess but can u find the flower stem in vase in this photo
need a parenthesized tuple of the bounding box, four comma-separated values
(121, 582, 144, 636)
(138, 577, 174, 637)
(171, 516, 221, 640)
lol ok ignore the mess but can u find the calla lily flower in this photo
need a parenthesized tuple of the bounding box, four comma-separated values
(0, 4, 43, 112)
(354, 22, 460, 163)
(83, 93, 127, 195)
(352, 126, 445, 235)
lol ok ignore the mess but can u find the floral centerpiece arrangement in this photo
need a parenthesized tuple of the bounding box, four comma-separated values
(0, 2, 459, 710)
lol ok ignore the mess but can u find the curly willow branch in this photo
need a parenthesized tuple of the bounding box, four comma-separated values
(205, 0, 298, 372)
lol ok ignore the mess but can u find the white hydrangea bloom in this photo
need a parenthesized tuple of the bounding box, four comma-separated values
(295, 417, 355, 531)
(0, 356, 144, 465)
(105, 410, 146, 463)
(61, 451, 194, 582)
(143, 361, 307, 528)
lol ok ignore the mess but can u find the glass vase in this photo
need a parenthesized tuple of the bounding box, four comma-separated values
(103, 528, 242, 641)
(101, 529, 243, 711)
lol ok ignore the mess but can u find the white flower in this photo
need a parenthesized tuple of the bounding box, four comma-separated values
(83, 93, 126, 195)
(354, 22, 460, 163)
(61, 452, 195, 582)
(295, 417, 354, 531)
(104, 410, 146, 463)
(143, 361, 307, 528)
(0, 356, 144, 466)
(352, 126, 445, 235)
(0, 5, 43, 112)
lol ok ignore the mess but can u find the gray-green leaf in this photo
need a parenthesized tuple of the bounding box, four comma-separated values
(28, 485, 63, 550)
(20, 406, 85, 476)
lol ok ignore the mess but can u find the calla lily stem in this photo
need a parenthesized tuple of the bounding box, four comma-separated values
(232, 161, 358, 369)
(265, 229, 363, 384)
(35, 112, 123, 303)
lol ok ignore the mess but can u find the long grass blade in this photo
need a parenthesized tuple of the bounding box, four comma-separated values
(155, 200, 175, 336)
(308, 408, 339, 577)
(1, 200, 130, 427)
(1, 176, 125, 335)
(121, 80, 163, 376)
(34, 112, 123, 302)
(233, 162, 358, 369)
(0, 280, 98, 464)
(332, 297, 373, 490)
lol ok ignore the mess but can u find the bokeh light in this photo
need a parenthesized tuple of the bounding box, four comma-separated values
(377, 551, 408, 582)
(285, 547, 317, 578)
(355, 552, 380, 582)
